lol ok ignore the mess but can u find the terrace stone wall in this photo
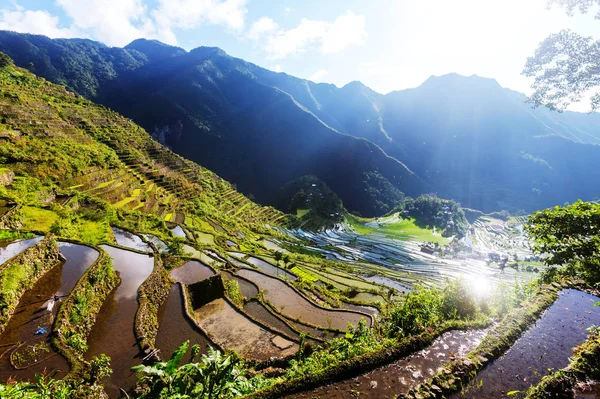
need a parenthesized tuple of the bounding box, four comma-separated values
(0, 169, 13, 186)
(188, 274, 225, 309)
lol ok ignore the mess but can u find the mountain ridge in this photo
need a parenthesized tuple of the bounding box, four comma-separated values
(0, 30, 598, 214)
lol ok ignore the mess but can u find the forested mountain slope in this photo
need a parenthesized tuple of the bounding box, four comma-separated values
(0, 51, 284, 233)
(1, 31, 599, 214)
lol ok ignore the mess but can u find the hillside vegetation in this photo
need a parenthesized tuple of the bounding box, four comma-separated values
(0, 52, 284, 237)
(0, 32, 598, 215)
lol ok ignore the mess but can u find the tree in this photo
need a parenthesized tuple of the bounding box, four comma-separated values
(523, 0, 600, 111)
(273, 251, 283, 265)
(0, 52, 12, 68)
(282, 253, 291, 269)
(526, 200, 600, 284)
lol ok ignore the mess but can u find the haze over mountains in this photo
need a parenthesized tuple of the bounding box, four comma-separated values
(2, 30, 599, 216)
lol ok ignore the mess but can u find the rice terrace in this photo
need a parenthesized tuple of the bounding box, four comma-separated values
(1, 1, 600, 398)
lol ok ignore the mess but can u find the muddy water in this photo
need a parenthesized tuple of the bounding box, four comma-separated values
(286, 329, 489, 399)
(112, 227, 152, 253)
(0, 243, 98, 382)
(194, 297, 299, 362)
(170, 260, 215, 284)
(246, 257, 297, 280)
(342, 302, 380, 318)
(237, 277, 259, 298)
(238, 269, 369, 330)
(0, 237, 42, 267)
(85, 246, 154, 397)
(244, 300, 300, 340)
(156, 285, 212, 360)
(454, 289, 600, 399)
(222, 271, 259, 298)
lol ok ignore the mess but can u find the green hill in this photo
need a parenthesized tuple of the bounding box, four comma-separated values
(0, 53, 285, 239)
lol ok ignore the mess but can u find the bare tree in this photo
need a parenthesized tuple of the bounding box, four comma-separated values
(523, 0, 600, 111)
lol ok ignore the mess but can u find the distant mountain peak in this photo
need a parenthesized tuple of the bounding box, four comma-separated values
(341, 80, 378, 95)
(125, 38, 186, 61)
(421, 73, 502, 91)
(189, 46, 229, 59)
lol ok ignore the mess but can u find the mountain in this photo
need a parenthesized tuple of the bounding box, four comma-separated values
(0, 31, 425, 217)
(0, 51, 283, 235)
(0, 31, 599, 214)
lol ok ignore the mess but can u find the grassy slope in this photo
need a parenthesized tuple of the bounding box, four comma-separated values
(346, 213, 449, 244)
(0, 60, 285, 238)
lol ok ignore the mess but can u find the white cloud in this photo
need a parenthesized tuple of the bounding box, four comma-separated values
(252, 11, 367, 60)
(247, 16, 277, 40)
(0, 0, 248, 47)
(269, 64, 283, 72)
(0, 8, 78, 38)
(152, 0, 247, 44)
(57, 0, 154, 46)
(308, 69, 328, 82)
(321, 12, 366, 54)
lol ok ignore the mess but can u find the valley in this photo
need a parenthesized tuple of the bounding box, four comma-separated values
(0, 27, 598, 399)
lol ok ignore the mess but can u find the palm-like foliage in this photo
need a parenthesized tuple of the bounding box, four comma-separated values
(0, 373, 74, 399)
(133, 341, 263, 399)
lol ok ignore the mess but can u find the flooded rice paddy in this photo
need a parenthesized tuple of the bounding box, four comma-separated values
(243, 299, 301, 341)
(84, 245, 154, 397)
(140, 234, 169, 254)
(246, 256, 297, 280)
(156, 284, 212, 359)
(170, 260, 215, 284)
(112, 227, 152, 253)
(0, 236, 42, 267)
(454, 289, 600, 398)
(237, 269, 370, 330)
(286, 328, 490, 399)
(172, 225, 187, 238)
(0, 243, 98, 382)
(284, 216, 539, 293)
(193, 297, 299, 362)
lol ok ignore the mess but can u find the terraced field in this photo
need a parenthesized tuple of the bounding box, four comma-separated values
(170, 260, 215, 284)
(237, 269, 371, 330)
(194, 297, 299, 362)
(283, 213, 540, 293)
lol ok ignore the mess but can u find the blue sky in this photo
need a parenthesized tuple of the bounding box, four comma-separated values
(0, 0, 598, 106)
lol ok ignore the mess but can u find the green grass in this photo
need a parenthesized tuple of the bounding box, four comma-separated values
(291, 266, 319, 282)
(75, 220, 112, 244)
(346, 213, 378, 235)
(113, 196, 137, 208)
(378, 218, 449, 244)
(0, 262, 27, 295)
(196, 232, 215, 245)
(296, 208, 311, 218)
(304, 265, 382, 291)
(0, 230, 32, 241)
(92, 180, 115, 190)
(347, 213, 448, 244)
(19, 206, 59, 231)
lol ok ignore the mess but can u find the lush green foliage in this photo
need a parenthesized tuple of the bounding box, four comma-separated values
(133, 341, 266, 399)
(398, 194, 469, 238)
(0, 373, 74, 399)
(224, 279, 244, 307)
(383, 280, 480, 338)
(279, 175, 343, 224)
(527, 200, 600, 285)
